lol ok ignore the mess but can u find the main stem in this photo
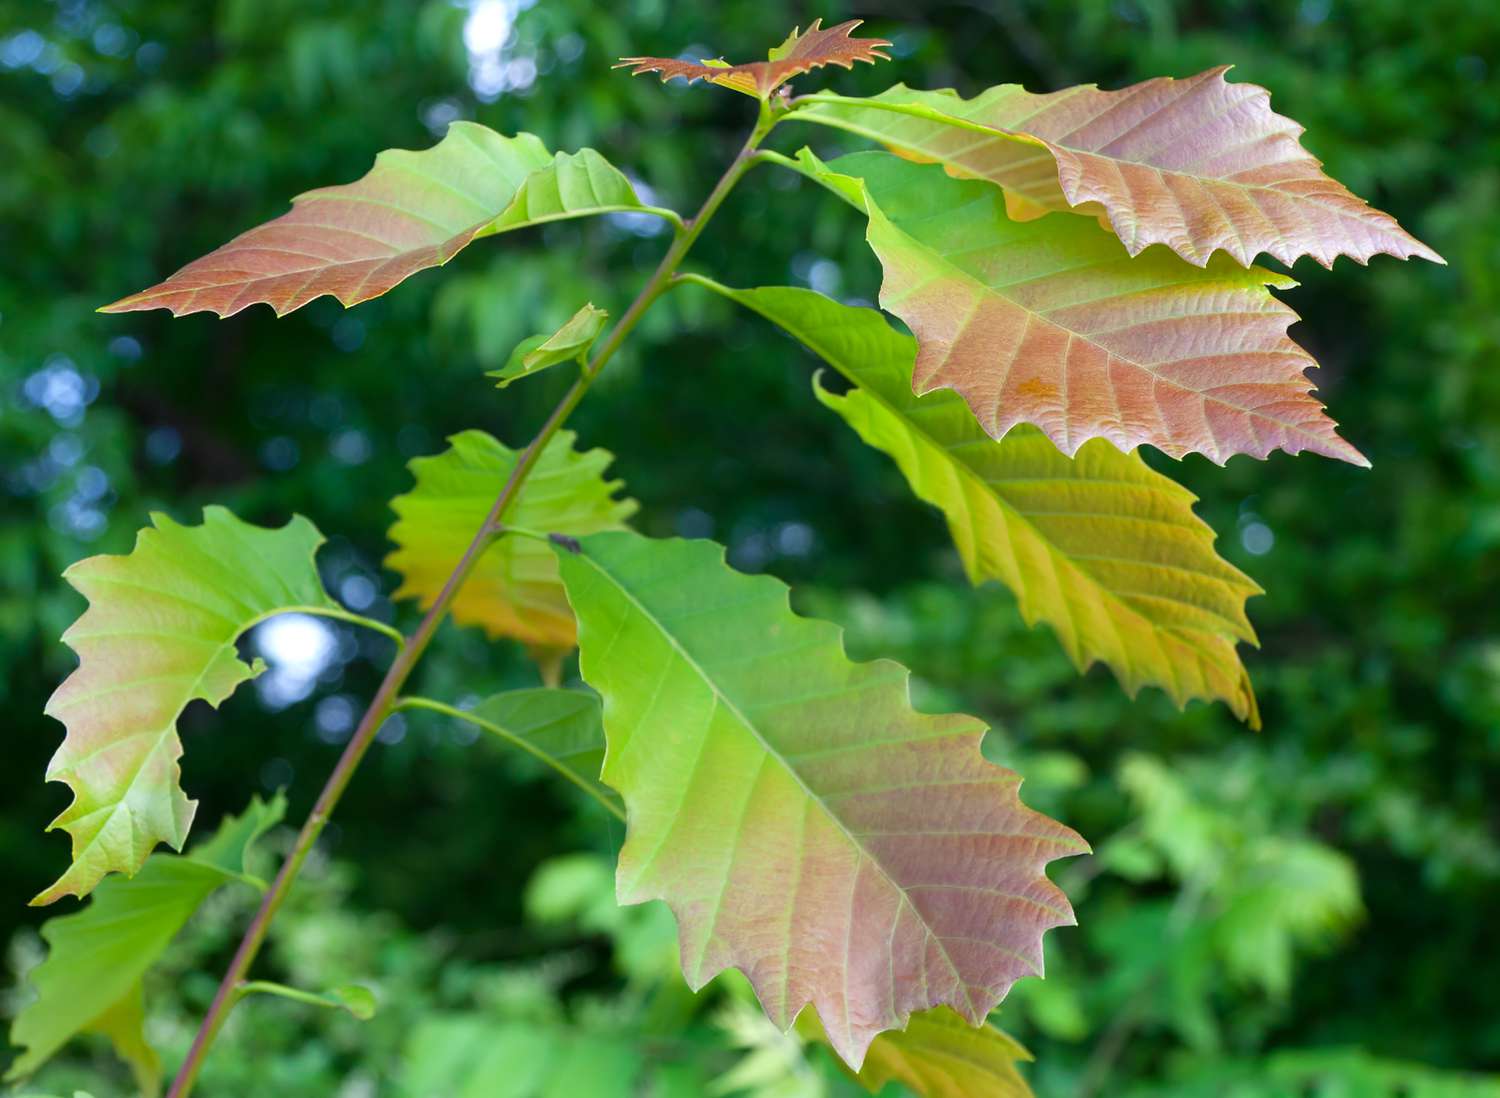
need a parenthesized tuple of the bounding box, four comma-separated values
(165, 109, 775, 1098)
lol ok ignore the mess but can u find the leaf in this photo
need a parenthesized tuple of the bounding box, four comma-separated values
(689, 280, 1260, 723)
(615, 19, 890, 99)
(37, 507, 335, 904)
(795, 72, 1442, 269)
(385, 430, 636, 650)
(468, 688, 618, 813)
(331, 985, 378, 1021)
(798, 1005, 1034, 1098)
(553, 530, 1087, 1068)
(488, 304, 608, 388)
(796, 149, 1367, 466)
(482, 148, 663, 233)
(100, 130, 668, 318)
(7, 795, 286, 1090)
(401, 1016, 647, 1098)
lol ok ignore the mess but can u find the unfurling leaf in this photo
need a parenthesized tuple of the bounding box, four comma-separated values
(796, 71, 1442, 269)
(8, 796, 286, 1090)
(615, 19, 890, 99)
(385, 430, 636, 650)
(798, 1006, 1034, 1098)
(692, 281, 1260, 724)
(489, 303, 608, 388)
(36, 508, 335, 904)
(554, 530, 1087, 1068)
(798, 149, 1366, 466)
(100, 129, 666, 318)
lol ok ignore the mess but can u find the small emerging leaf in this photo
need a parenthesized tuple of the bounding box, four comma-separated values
(616, 19, 890, 99)
(489, 304, 608, 388)
(7, 796, 285, 1089)
(797, 149, 1367, 466)
(332, 985, 378, 1021)
(385, 430, 636, 651)
(555, 530, 1087, 1068)
(796, 72, 1442, 269)
(799, 1006, 1034, 1098)
(693, 281, 1261, 724)
(37, 508, 335, 904)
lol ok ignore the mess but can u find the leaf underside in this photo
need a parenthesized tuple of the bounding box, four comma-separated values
(799, 1005, 1034, 1098)
(468, 688, 617, 811)
(698, 281, 1260, 724)
(8, 795, 285, 1088)
(555, 530, 1087, 1069)
(37, 508, 334, 904)
(99, 128, 651, 318)
(616, 18, 890, 98)
(804, 150, 1367, 466)
(385, 430, 636, 650)
(798, 70, 1442, 269)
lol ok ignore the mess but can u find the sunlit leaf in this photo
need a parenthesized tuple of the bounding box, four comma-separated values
(690, 280, 1260, 724)
(100, 130, 668, 318)
(795, 149, 1366, 466)
(488, 303, 608, 388)
(7, 796, 286, 1091)
(385, 430, 636, 651)
(795, 72, 1442, 269)
(799, 1005, 1034, 1098)
(36, 508, 336, 904)
(554, 530, 1087, 1068)
(616, 19, 890, 99)
(467, 688, 618, 812)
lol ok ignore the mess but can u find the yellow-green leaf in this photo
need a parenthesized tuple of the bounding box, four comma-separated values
(685, 279, 1260, 724)
(488, 303, 608, 388)
(37, 509, 335, 904)
(385, 430, 636, 650)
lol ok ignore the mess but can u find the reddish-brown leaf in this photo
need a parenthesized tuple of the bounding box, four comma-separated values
(797, 69, 1443, 270)
(615, 19, 890, 98)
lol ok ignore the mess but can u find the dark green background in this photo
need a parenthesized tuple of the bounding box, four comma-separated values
(2, 1, 1497, 1094)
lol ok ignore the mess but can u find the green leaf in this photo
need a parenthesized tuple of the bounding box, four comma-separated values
(386, 430, 637, 651)
(790, 148, 1367, 467)
(482, 148, 673, 234)
(7, 795, 286, 1090)
(686, 280, 1260, 724)
(468, 688, 615, 812)
(332, 985, 378, 1021)
(792, 75, 1441, 269)
(799, 1006, 1034, 1098)
(37, 507, 336, 904)
(553, 530, 1087, 1068)
(401, 1017, 647, 1098)
(488, 303, 609, 388)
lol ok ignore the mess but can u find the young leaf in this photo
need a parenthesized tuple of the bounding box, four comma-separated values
(553, 530, 1087, 1069)
(794, 71, 1442, 269)
(689, 281, 1260, 724)
(798, 1006, 1034, 1098)
(796, 149, 1366, 466)
(615, 19, 890, 99)
(488, 304, 608, 388)
(36, 508, 336, 904)
(7, 795, 286, 1090)
(100, 129, 670, 318)
(385, 430, 636, 651)
(482, 149, 670, 233)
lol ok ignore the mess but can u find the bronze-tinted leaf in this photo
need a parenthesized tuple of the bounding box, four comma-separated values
(796, 70, 1443, 269)
(615, 19, 890, 99)
(798, 149, 1367, 466)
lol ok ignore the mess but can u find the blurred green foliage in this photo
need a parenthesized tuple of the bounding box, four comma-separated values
(1, 0, 1496, 1094)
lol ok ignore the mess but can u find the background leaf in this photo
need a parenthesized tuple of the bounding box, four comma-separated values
(385, 430, 636, 652)
(7, 795, 285, 1091)
(555, 530, 1087, 1068)
(795, 72, 1442, 268)
(689, 281, 1261, 724)
(37, 508, 334, 904)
